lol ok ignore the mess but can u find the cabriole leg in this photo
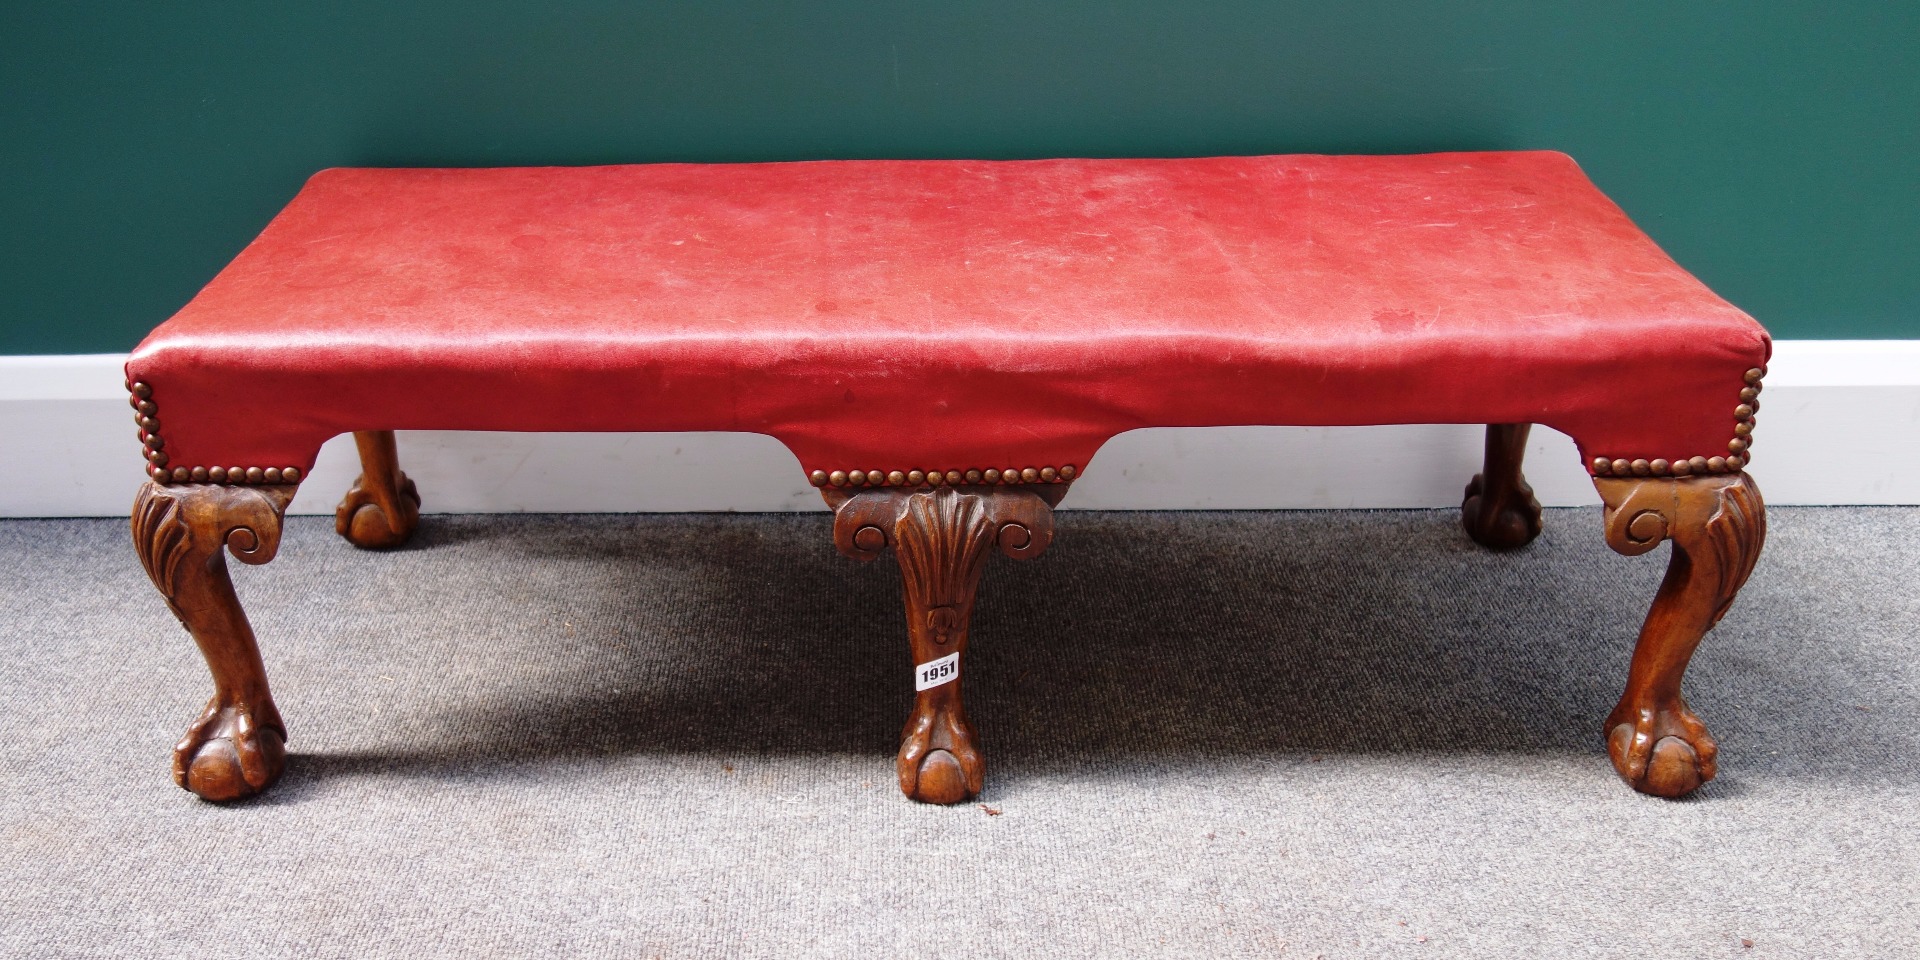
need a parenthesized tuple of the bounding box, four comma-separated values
(132, 481, 297, 802)
(335, 430, 420, 549)
(1462, 422, 1543, 549)
(1595, 472, 1765, 797)
(831, 485, 1055, 804)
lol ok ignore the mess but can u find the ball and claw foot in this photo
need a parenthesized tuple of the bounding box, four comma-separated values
(173, 698, 287, 802)
(899, 698, 984, 804)
(335, 471, 420, 549)
(1462, 471, 1543, 550)
(1606, 699, 1718, 798)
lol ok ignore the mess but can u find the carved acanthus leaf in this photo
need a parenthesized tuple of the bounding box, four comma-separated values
(1594, 472, 1765, 624)
(130, 482, 295, 618)
(1702, 474, 1765, 625)
(132, 484, 193, 614)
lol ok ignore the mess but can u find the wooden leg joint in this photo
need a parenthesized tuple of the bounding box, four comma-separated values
(133, 481, 296, 802)
(1595, 471, 1764, 797)
(335, 430, 421, 549)
(832, 485, 1055, 804)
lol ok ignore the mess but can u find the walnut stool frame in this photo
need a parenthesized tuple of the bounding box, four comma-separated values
(135, 425, 1762, 804)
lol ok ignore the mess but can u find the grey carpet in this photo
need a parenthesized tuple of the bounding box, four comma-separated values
(1, 507, 1916, 959)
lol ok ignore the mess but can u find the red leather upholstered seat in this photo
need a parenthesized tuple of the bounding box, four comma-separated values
(128, 152, 1769, 484)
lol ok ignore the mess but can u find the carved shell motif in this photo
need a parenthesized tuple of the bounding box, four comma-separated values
(894, 489, 1000, 646)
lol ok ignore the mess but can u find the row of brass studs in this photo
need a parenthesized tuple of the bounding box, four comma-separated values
(127, 380, 302, 486)
(128, 381, 164, 479)
(156, 464, 302, 485)
(1589, 366, 1765, 478)
(1591, 453, 1746, 478)
(809, 464, 1078, 488)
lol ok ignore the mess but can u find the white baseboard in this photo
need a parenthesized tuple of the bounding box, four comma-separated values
(3, 341, 1915, 517)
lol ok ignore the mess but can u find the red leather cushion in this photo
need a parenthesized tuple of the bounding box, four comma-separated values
(127, 152, 1768, 482)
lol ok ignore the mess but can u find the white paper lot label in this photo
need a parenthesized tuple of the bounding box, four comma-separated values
(915, 653, 960, 691)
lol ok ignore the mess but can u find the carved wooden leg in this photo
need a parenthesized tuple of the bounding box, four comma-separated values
(1595, 472, 1764, 797)
(133, 481, 297, 802)
(1462, 423, 1543, 549)
(831, 485, 1056, 804)
(335, 430, 420, 549)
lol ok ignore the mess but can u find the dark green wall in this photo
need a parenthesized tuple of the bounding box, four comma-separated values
(4, 2, 1915, 353)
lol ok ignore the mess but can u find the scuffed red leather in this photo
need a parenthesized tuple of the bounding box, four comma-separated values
(127, 152, 1769, 477)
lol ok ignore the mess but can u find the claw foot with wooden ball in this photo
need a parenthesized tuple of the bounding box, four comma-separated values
(133, 481, 297, 802)
(1462, 423, 1543, 550)
(829, 482, 1059, 804)
(172, 696, 287, 803)
(335, 430, 420, 549)
(1595, 471, 1764, 797)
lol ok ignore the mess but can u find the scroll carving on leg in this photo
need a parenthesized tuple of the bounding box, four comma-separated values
(1463, 423, 1543, 550)
(335, 430, 420, 549)
(1595, 471, 1765, 797)
(831, 485, 1055, 804)
(133, 481, 297, 802)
